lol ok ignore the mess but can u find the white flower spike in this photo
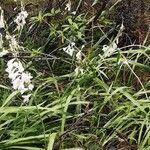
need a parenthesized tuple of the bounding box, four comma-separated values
(6, 58, 34, 103)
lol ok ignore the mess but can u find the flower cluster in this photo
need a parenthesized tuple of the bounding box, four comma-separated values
(6, 58, 34, 103)
(65, 2, 71, 11)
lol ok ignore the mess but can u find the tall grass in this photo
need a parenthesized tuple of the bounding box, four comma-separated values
(0, 0, 150, 150)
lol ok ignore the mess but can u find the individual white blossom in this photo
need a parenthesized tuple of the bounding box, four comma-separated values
(28, 84, 34, 90)
(6, 59, 24, 77)
(102, 42, 117, 57)
(8, 70, 20, 81)
(65, 2, 71, 11)
(63, 42, 75, 56)
(6, 58, 34, 103)
(12, 77, 28, 94)
(21, 72, 33, 83)
(71, 11, 76, 15)
(14, 10, 28, 31)
(22, 94, 31, 103)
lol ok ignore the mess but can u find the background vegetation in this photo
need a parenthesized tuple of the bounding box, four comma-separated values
(0, 0, 150, 150)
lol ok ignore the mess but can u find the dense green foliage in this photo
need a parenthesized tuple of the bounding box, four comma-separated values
(0, 0, 150, 150)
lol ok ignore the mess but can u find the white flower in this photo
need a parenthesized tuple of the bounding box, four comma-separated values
(12, 77, 28, 94)
(6, 59, 16, 74)
(19, 86, 28, 95)
(11, 77, 20, 90)
(6, 59, 24, 76)
(14, 10, 28, 31)
(71, 11, 76, 15)
(21, 72, 32, 82)
(16, 61, 24, 72)
(102, 42, 117, 57)
(65, 2, 71, 11)
(63, 42, 75, 56)
(28, 84, 34, 90)
(6, 58, 15, 68)
(8, 70, 20, 81)
(22, 94, 31, 103)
